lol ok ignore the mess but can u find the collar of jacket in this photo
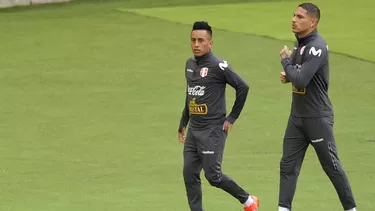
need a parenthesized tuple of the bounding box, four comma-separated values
(295, 29, 318, 45)
(193, 51, 212, 62)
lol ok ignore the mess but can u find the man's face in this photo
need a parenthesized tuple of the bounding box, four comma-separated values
(190, 30, 213, 57)
(292, 7, 316, 35)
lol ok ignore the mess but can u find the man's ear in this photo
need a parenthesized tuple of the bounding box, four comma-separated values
(311, 18, 318, 27)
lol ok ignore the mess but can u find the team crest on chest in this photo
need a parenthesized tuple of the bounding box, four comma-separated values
(200, 67, 209, 77)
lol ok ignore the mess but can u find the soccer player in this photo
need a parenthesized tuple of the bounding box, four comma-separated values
(177, 21, 259, 211)
(278, 3, 357, 211)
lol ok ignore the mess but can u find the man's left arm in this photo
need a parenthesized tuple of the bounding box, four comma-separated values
(221, 61, 249, 124)
(281, 44, 327, 89)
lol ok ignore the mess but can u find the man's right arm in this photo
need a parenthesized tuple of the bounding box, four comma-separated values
(281, 43, 327, 89)
(281, 42, 298, 84)
(178, 89, 189, 133)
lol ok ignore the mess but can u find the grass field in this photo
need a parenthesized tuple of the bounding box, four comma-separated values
(0, 0, 374, 211)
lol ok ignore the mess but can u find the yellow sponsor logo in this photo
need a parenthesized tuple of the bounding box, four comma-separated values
(189, 98, 208, 115)
(292, 85, 306, 94)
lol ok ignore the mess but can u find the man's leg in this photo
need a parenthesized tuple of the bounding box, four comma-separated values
(183, 128, 204, 211)
(279, 116, 309, 211)
(304, 116, 357, 210)
(196, 124, 251, 204)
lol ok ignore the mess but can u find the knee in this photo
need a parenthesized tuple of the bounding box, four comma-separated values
(204, 170, 223, 187)
(183, 164, 200, 183)
(321, 161, 340, 175)
(280, 158, 300, 176)
(320, 153, 342, 175)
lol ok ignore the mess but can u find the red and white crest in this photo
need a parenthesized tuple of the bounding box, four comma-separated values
(200, 68, 209, 77)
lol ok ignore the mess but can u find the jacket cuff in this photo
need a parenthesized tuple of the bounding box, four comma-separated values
(226, 115, 236, 124)
(281, 58, 291, 70)
(178, 124, 185, 133)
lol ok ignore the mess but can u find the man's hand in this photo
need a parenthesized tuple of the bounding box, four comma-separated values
(280, 45, 292, 61)
(280, 71, 289, 84)
(223, 120, 232, 133)
(178, 127, 186, 143)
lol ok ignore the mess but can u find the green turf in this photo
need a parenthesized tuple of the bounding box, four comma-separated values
(125, 0, 375, 62)
(0, 1, 374, 211)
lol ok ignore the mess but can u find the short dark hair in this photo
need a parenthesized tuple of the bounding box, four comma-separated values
(298, 3, 320, 21)
(192, 21, 212, 37)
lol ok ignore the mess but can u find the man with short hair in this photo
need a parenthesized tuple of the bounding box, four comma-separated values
(278, 3, 357, 211)
(178, 21, 259, 211)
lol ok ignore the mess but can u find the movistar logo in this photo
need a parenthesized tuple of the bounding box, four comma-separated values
(309, 47, 322, 57)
